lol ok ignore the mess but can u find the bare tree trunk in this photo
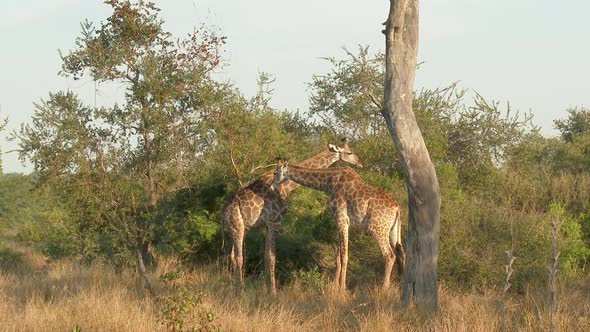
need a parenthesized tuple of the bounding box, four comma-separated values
(141, 123, 158, 269)
(136, 248, 158, 298)
(381, 0, 441, 312)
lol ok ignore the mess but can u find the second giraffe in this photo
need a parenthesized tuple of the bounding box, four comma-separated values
(271, 161, 405, 291)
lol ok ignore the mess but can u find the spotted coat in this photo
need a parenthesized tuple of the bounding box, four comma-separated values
(271, 164, 405, 290)
(222, 142, 362, 294)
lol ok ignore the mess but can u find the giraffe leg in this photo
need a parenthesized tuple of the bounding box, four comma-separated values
(232, 230, 245, 289)
(338, 223, 349, 291)
(230, 245, 235, 272)
(378, 240, 395, 290)
(334, 246, 341, 288)
(265, 225, 278, 295)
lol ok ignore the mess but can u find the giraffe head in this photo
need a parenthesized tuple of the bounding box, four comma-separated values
(269, 139, 362, 191)
(270, 160, 289, 191)
(329, 139, 363, 168)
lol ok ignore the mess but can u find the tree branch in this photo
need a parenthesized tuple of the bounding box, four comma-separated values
(250, 163, 278, 174)
(367, 91, 382, 110)
(228, 138, 244, 187)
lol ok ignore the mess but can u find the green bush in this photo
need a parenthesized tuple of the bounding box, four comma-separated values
(159, 270, 220, 332)
(292, 267, 327, 294)
(16, 221, 44, 244)
(546, 204, 590, 277)
(42, 223, 82, 259)
(0, 245, 23, 271)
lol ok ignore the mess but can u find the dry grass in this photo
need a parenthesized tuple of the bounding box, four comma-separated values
(0, 243, 160, 332)
(1, 244, 589, 332)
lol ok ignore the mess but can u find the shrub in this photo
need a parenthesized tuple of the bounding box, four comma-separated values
(42, 223, 82, 259)
(159, 270, 220, 332)
(292, 266, 327, 294)
(546, 204, 590, 277)
(0, 245, 23, 271)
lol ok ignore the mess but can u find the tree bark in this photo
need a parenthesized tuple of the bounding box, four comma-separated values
(381, 0, 441, 312)
(136, 248, 158, 298)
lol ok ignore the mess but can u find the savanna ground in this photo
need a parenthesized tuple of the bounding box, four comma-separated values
(1, 240, 589, 332)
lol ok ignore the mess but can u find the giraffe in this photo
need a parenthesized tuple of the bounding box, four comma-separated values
(222, 140, 363, 294)
(270, 162, 405, 291)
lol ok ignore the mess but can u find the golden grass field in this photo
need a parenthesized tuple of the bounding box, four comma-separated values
(1, 243, 589, 332)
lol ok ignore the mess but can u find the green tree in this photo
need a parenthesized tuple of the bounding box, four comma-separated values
(308, 46, 385, 140)
(308, 47, 533, 187)
(509, 108, 590, 174)
(445, 94, 533, 188)
(0, 172, 78, 259)
(551, 107, 590, 173)
(201, 73, 305, 191)
(505, 131, 559, 170)
(554, 107, 590, 143)
(18, 0, 226, 272)
(18, 91, 135, 262)
(0, 174, 38, 235)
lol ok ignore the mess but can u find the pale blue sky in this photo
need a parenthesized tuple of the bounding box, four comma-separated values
(1, 0, 588, 173)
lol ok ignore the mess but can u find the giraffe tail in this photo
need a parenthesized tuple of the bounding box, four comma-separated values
(389, 207, 405, 276)
(220, 213, 234, 274)
(220, 199, 230, 267)
(221, 214, 226, 252)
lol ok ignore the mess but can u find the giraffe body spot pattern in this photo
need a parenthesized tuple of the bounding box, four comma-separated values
(271, 164, 405, 291)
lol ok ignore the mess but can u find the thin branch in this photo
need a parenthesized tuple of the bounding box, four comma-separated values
(250, 163, 278, 174)
(503, 219, 516, 295)
(228, 139, 244, 187)
(503, 250, 516, 294)
(367, 91, 382, 110)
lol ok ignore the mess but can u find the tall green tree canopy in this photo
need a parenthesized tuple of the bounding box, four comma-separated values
(554, 107, 590, 143)
(18, 0, 227, 266)
(308, 47, 534, 186)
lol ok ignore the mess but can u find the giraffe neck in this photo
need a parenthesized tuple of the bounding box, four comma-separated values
(276, 149, 340, 197)
(284, 165, 346, 193)
(297, 149, 340, 169)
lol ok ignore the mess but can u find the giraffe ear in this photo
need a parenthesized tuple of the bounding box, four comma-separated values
(329, 144, 342, 152)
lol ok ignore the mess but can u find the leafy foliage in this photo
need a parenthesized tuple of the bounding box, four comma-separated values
(308, 46, 384, 139)
(0, 245, 23, 271)
(17, 0, 227, 267)
(554, 107, 590, 143)
(546, 204, 590, 277)
(0, 174, 39, 231)
(308, 48, 535, 188)
(200, 73, 305, 190)
(159, 270, 220, 332)
(292, 266, 327, 294)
